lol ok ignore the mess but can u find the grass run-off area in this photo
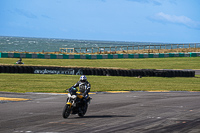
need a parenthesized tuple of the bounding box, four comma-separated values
(0, 57, 200, 69)
(0, 57, 200, 92)
(0, 74, 200, 93)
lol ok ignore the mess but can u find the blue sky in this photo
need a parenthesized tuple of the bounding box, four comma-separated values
(0, 0, 200, 43)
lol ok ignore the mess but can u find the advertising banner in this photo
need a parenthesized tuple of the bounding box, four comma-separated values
(34, 68, 83, 75)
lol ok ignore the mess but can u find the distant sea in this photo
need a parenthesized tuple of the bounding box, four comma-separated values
(0, 36, 168, 52)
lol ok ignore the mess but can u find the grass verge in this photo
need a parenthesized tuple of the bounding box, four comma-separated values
(0, 57, 200, 69)
(0, 74, 199, 93)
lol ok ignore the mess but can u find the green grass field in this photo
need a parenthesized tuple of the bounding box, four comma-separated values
(0, 57, 200, 93)
(0, 74, 199, 93)
(0, 57, 200, 69)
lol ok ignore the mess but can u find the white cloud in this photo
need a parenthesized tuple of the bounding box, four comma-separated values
(154, 12, 200, 29)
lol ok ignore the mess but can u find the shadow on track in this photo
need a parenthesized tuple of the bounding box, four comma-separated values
(74, 115, 134, 119)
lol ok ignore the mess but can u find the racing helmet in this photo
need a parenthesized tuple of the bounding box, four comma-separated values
(80, 75, 87, 82)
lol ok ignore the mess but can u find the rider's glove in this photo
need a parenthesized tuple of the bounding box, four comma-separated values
(68, 87, 73, 93)
(84, 94, 88, 99)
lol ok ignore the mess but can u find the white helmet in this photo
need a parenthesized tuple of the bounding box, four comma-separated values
(80, 75, 87, 82)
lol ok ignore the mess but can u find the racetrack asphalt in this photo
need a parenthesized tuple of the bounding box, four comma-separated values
(0, 91, 200, 133)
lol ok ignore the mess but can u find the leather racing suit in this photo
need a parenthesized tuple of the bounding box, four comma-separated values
(69, 80, 91, 98)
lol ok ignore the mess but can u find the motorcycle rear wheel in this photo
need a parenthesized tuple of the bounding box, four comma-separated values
(62, 104, 71, 119)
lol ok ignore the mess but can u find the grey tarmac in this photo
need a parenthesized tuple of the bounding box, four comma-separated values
(0, 91, 200, 133)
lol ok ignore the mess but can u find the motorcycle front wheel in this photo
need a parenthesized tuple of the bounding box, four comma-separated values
(62, 104, 71, 119)
(78, 103, 88, 117)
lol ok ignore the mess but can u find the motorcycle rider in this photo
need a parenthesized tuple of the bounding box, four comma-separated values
(16, 57, 24, 64)
(68, 75, 91, 102)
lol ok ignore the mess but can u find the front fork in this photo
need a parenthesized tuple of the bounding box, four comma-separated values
(66, 98, 76, 109)
(66, 102, 72, 109)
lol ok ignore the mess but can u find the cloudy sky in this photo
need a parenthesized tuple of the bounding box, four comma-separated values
(0, 0, 200, 43)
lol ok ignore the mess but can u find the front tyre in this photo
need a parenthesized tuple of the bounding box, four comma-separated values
(62, 104, 71, 119)
(78, 103, 88, 117)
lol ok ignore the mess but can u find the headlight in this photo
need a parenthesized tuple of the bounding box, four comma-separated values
(70, 95, 77, 99)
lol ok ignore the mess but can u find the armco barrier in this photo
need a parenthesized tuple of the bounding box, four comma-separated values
(0, 52, 199, 59)
(0, 65, 195, 77)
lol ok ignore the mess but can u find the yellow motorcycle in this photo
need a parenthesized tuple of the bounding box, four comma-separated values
(62, 88, 91, 119)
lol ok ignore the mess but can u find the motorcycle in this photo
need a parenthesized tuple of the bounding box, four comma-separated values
(62, 87, 91, 119)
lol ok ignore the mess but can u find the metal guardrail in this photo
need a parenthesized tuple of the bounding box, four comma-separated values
(59, 43, 200, 53)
